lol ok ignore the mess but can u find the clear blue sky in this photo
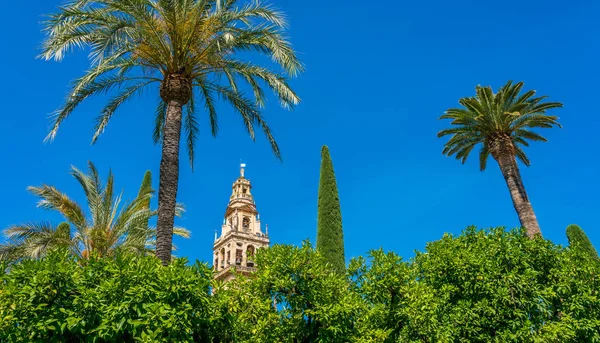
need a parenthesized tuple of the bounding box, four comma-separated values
(1, 0, 598, 264)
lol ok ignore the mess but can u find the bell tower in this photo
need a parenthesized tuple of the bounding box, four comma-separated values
(213, 164, 270, 282)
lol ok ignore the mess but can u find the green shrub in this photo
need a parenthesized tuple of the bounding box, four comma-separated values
(213, 242, 360, 343)
(0, 251, 213, 342)
(2, 228, 599, 342)
(350, 227, 600, 343)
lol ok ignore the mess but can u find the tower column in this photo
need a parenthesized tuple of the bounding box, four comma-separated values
(241, 243, 247, 267)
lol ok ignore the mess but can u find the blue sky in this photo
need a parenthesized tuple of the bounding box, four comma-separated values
(1, 0, 598, 264)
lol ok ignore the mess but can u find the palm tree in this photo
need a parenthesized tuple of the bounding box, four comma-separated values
(0, 162, 189, 263)
(40, 0, 302, 265)
(437, 81, 562, 238)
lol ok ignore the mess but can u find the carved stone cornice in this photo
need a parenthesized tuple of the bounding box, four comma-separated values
(213, 231, 269, 250)
(224, 203, 257, 217)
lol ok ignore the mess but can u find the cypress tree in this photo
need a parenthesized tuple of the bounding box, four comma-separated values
(137, 171, 153, 229)
(566, 224, 598, 259)
(317, 145, 345, 274)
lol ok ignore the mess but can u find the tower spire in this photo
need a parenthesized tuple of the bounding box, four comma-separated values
(240, 162, 246, 178)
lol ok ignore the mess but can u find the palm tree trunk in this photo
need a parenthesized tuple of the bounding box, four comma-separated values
(494, 151, 542, 238)
(155, 99, 183, 265)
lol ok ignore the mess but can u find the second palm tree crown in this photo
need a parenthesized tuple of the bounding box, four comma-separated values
(438, 81, 562, 237)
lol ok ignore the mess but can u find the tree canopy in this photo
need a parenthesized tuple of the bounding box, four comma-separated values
(40, 0, 302, 165)
(437, 80, 562, 170)
(2, 227, 599, 342)
(0, 252, 213, 341)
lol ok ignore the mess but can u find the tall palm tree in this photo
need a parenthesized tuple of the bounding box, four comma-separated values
(0, 162, 189, 263)
(40, 0, 302, 265)
(437, 81, 562, 238)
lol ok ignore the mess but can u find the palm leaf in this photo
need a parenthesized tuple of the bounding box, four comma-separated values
(184, 96, 200, 168)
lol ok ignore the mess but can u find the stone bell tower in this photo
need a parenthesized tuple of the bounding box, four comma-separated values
(213, 164, 270, 282)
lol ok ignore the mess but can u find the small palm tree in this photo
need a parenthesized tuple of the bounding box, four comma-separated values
(438, 81, 562, 238)
(40, 0, 302, 265)
(0, 162, 189, 263)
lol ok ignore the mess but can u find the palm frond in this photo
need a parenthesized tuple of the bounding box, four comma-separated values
(70, 163, 102, 225)
(27, 186, 87, 230)
(514, 129, 548, 143)
(92, 80, 156, 143)
(514, 145, 531, 167)
(153, 99, 168, 144)
(211, 84, 258, 139)
(224, 60, 300, 109)
(184, 96, 200, 169)
(3, 222, 58, 241)
(1, 222, 72, 260)
(479, 143, 490, 171)
(46, 73, 155, 142)
(197, 80, 219, 136)
(173, 226, 191, 239)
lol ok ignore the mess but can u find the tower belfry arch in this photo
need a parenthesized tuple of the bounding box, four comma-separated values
(213, 164, 270, 282)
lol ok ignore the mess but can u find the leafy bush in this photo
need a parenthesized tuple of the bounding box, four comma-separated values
(211, 242, 360, 343)
(350, 227, 600, 343)
(1, 228, 599, 342)
(0, 251, 213, 342)
(214, 228, 600, 342)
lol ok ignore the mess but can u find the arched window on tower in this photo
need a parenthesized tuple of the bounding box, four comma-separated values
(235, 249, 243, 266)
(242, 217, 250, 231)
(246, 245, 255, 268)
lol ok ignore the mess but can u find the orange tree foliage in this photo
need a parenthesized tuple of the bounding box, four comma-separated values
(1, 227, 599, 342)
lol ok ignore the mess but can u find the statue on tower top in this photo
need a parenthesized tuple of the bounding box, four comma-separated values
(240, 163, 246, 178)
